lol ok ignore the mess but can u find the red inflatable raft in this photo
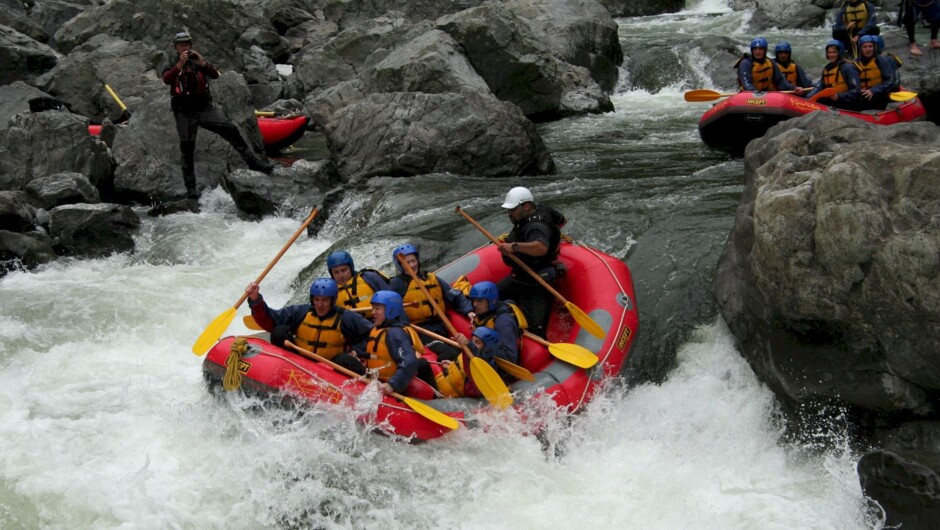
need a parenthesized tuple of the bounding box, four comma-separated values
(88, 115, 308, 153)
(201, 241, 639, 441)
(698, 91, 927, 154)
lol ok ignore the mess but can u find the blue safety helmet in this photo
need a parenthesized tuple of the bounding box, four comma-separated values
(750, 37, 768, 50)
(472, 326, 500, 353)
(327, 250, 355, 274)
(309, 278, 338, 298)
(858, 35, 877, 49)
(392, 243, 419, 274)
(774, 42, 791, 54)
(370, 290, 403, 320)
(469, 281, 500, 306)
(874, 35, 885, 53)
(825, 39, 846, 57)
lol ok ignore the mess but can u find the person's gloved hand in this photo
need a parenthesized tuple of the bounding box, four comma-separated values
(270, 325, 295, 348)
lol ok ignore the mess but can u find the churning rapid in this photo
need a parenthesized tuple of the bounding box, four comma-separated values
(0, 1, 879, 528)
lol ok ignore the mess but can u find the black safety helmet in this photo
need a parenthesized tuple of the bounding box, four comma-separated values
(173, 31, 192, 44)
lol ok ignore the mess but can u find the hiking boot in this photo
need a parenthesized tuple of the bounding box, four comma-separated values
(248, 158, 275, 174)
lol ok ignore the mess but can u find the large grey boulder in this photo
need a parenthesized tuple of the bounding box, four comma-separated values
(0, 230, 57, 274)
(0, 1, 48, 43)
(0, 111, 111, 193)
(325, 91, 555, 179)
(222, 159, 338, 218)
(0, 81, 52, 128)
(48, 203, 140, 257)
(858, 451, 940, 530)
(750, 1, 827, 30)
(507, 0, 623, 92)
(25, 172, 101, 209)
(437, 3, 612, 120)
(52, 0, 286, 107)
(0, 191, 37, 233)
(112, 72, 266, 203)
(34, 35, 166, 122)
(715, 112, 940, 416)
(0, 24, 59, 85)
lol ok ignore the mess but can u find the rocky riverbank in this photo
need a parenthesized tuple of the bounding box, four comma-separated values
(715, 112, 940, 528)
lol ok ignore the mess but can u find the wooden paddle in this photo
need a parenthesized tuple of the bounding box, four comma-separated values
(396, 254, 512, 409)
(191, 208, 319, 355)
(411, 324, 535, 382)
(523, 331, 599, 369)
(808, 87, 837, 103)
(455, 206, 606, 339)
(242, 302, 420, 330)
(889, 91, 918, 102)
(285, 340, 458, 431)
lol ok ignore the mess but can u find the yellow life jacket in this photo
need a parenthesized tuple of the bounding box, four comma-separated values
(336, 271, 381, 317)
(402, 272, 444, 324)
(364, 324, 423, 381)
(821, 63, 849, 93)
(434, 356, 468, 398)
(776, 61, 799, 87)
(751, 58, 777, 91)
(856, 57, 883, 89)
(842, 2, 870, 30)
(293, 309, 345, 360)
(472, 302, 528, 332)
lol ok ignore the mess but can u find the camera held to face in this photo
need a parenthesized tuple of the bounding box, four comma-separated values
(187, 51, 200, 63)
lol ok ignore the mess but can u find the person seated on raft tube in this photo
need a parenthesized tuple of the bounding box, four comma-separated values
(899, 0, 940, 56)
(772, 42, 814, 90)
(464, 280, 525, 367)
(389, 243, 475, 357)
(854, 35, 899, 111)
(832, 0, 880, 58)
(875, 35, 903, 87)
(736, 37, 801, 94)
(246, 278, 374, 375)
(366, 290, 438, 396)
(434, 327, 504, 398)
(326, 250, 389, 319)
(805, 40, 863, 109)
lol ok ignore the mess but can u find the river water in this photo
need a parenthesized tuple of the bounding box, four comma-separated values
(0, 1, 883, 528)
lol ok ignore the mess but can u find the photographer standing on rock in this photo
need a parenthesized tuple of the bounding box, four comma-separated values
(162, 31, 273, 200)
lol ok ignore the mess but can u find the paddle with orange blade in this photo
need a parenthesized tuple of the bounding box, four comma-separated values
(683, 89, 738, 102)
(285, 340, 459, 430)
(808, 87, 837, 103)
(191, 208, 319, 355)
(455, 206, 606, 339)
(396, 253, 512, 409)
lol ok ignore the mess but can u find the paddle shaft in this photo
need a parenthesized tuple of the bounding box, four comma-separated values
(285, 340, 457, 429)
(237, 208, 318, 309)
(411, 324, 535, 382)
(455, 207, 569, 306)
(103, 84, 128, 112)
(396, 255, 472, 356)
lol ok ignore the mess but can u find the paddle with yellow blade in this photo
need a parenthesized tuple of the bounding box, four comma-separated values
(285, 341, 459, 431)
(455, 206, 606, 340)
(191, 208, 319, 355)
(396, 253, 513, 409)
(411, 324, 535, 383)
(889, 91, 918, 102)
(523, 331, 598, 369)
